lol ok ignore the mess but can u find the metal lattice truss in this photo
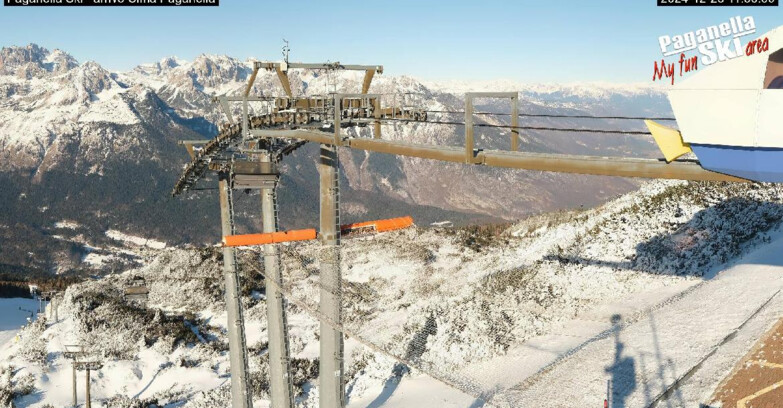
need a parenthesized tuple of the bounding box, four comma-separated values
(173, 61, 406, 196)
(173, 93, 427, 196)
(172, 120, 307, 196)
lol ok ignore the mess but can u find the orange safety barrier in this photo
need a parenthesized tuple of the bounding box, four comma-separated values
(223, 228, 317, 247)
(224, 217, 413, 246)
(341, 216, 414, 234)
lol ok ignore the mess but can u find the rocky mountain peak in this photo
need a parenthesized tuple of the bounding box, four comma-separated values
(45, 48, 79, 74)
(132, 56, 182, 77)
(0, 44, 79, 78)
(159, 56, 180, 70)
(0, 44, 48, 71)
(185, 54, 251, 88)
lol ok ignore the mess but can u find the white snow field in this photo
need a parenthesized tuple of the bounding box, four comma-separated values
(491, 229, 783, 408)
(0, 298, 39, 350)
(338, 230, 783, 408)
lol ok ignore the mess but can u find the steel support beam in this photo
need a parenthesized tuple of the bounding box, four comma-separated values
(242, 98, 249, 141)
(511, 95, 519, 152)
(465, 96, 474, 163)
(72, 363, 77, 408)
(275, 66, 294, 98)
(218, 96, 276, 102)
(256, 61, 383, 73)
(361, 69, 375, 94)
(466, 92, 519, 98)
(260, 156, 294, 408)
(248, 127, 747, 182)
(318, 143, 344, 408)
(334, 95, 342, 146)
(465, 92, 519, 162)
(219, 174, 253, 408)
(245, 67, 259, 97)
(85, 368, 91, 408)
(373, 98, 381, 139)
(217, 96, 237, 125)
(478, 150, 748, 181)
(349, 138, 465, 163)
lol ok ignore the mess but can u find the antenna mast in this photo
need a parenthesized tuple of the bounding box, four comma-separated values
(282, 39, 290, 64)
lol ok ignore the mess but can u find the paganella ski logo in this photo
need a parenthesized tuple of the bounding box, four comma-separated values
(653, 16, 769, 85)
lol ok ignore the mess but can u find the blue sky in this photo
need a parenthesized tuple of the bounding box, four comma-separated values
(1, 0, 782, 82)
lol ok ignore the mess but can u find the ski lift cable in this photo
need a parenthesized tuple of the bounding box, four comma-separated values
(377, 117, 653, 135)
(424, 110, 676, 121)
(245, 262, 492, 404)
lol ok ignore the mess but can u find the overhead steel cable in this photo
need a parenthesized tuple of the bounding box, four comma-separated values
(243, 261, 492, 405)
(424, 110, 677, 121)
(376, 117, 654, 135)
(174, 102, 672, 196)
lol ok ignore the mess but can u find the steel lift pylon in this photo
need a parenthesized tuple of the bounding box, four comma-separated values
(173, 52, 753, 408)
(259, 155, 295, 408)
(219, 172, 254, 408)
(179, 60, 387, 408)
(217, 157, 298, 408)
(318, 142, 344, 408)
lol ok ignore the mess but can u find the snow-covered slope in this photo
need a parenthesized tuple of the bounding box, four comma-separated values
(3, 180, 783, 407)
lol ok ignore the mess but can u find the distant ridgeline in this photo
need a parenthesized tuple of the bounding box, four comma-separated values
(0, 279, 32, 299)
(0, 273, 82, 299)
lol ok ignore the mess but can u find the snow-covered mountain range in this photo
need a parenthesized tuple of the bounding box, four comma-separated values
(0, 43, 670, 277)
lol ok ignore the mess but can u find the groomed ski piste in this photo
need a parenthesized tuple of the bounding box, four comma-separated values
(4, 180, 783, 407)
(490, 226, 783, 407)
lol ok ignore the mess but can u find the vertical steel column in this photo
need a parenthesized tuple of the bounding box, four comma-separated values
(242, 97, 249, 141)
(85, 368, 91, 408)
(333, 95, 342, 146)
(511, 95, 519, 152)
(465, 94, 474, 163)
(72, 363, 77, 408)
(219, 173, 253, 408)
(260, 156, 294, 408)
(319, 142, 344, 408)
(373, 98, 381, 139)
